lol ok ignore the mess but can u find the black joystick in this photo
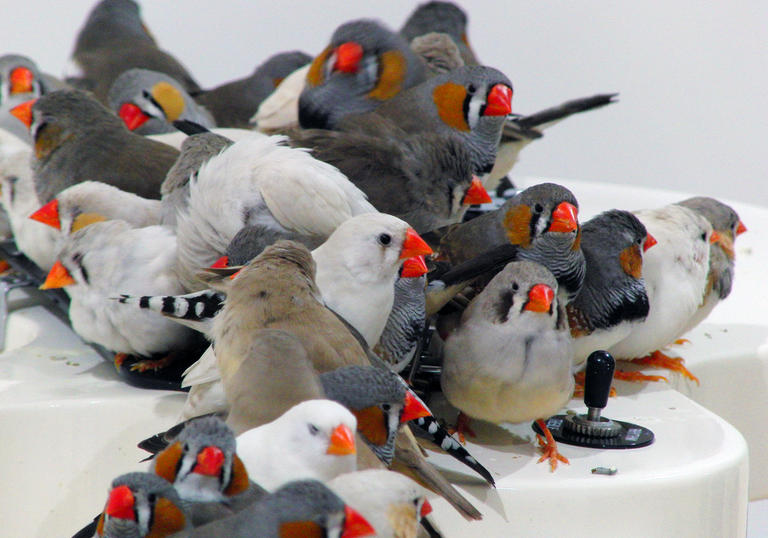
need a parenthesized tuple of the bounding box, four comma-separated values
(532, 351, 654, 449)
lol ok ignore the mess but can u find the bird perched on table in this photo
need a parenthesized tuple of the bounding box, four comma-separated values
(107, 69, 215, 135)
(10, 90, 179, 204)
(567, 210, 656, 369)
(174, 133, 375, 290)
(236, 400, 358, 491)
(299, 19, 427, 130)
(181, 480, 376, 538)
(441, 261, 574, 471)
(328, 469, 433, 538)
(400, 1, 479, 65)
(40, 219, 193, 371)
(607, 203, 714, 382)
(66, 0, 200, 103)
(92, 472, 191, 537)
(193, 51, 312, 128)
(676, 196, 746, 334)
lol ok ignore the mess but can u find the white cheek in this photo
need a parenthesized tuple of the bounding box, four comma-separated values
(467, 93, 484, 130)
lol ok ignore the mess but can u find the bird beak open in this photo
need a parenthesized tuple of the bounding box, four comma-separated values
(326, 423, 356, 456)
(420, 498, 433, 518)
(10, 99, 35, 129)
(105, 485, 136, 521)
(333, 42, 364, 73)
(643, 232, 657, 252)
(462, 176, 492, 205)
(40, 260, 75, 289)
(709, 231, 721, 244)
(399, 228, 433, 260)
(400, 391, 431, 423)
(210, 255, 229, 268)
(524, 283, 554, 313)
(118, 102, 150, 131)
(342, 505, 376, 538)
(483, 83, 512, 116)
(737, 220, 747, 235)
(401, 255, 428, 278)
(548, 202, 578, 233)
(10, 66, 34, 94)
(29, 199, 61, 229)
(193, 446, 225, 477)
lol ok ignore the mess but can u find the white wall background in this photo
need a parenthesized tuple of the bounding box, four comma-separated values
(1, 0, 766, 205)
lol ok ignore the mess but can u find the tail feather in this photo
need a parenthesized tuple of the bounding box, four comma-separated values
(114, 290, 224, 335)
(515, 93, 618, 130)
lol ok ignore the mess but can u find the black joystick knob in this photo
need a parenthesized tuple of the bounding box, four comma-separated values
(584, 350, 615, 416)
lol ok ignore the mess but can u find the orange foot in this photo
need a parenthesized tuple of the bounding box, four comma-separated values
(674, 338, 691, 346)
(113, 353, 128, 371)
(535, 419, 569, 472)
(0, 260, 10, 273)
(447, 412, 476, 445)
(630, 350, 700, 386)
(130, 353, 175, 373)
(613, 369, 668, 383)
(572, 372, 616, 398)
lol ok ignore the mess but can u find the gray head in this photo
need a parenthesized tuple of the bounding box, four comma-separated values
(374, 65, 512, 174)
(299, 19, 426, 129)
(254, 51, 312, 84)
(74, 0, 154, 53)
(161, 132, 232, 197)
(400, 1, 478, 64)
(410, 32, 465, 76)
(97, 471, 188, 537)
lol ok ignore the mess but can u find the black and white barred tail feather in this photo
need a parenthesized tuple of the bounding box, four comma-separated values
(411, 416, 495, 487)
(114, 289, 225, 335)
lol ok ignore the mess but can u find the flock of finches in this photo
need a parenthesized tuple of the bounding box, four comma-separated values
(0, 0, 749, 537)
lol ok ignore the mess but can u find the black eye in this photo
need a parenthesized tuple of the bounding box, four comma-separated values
(142, 89, 151, 99)
(467, 83, 476, 94)
(382, 403, 391, 412)
(700, 232, 707, 241)
(378, 233, 391, 246)
(308, 424, 319, 435)
(534, 203, 543, 213)
(6, 175, 18, 184)
(512, 282, 519, 291)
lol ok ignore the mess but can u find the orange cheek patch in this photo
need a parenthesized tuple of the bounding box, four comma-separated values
(368, 50, 406, 101)
(353, 406, 388, 446)
(619, 245, 642, 279)
(153, 442, 183, 483)
(147, 497, 187, 538)
(433, 82, 469, 132)
(280, 520, 324, 538)
(96, 513, 105, 536)
(306, 46, 332, 87)
(224, 455, 250, 496)
(503, 204, 532, 247)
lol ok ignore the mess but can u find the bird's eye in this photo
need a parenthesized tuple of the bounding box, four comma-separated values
(512, 282, 519, 291)
(382, 403, 391, 412)
(700, 232, 707, 241)
(308, 424, 319, 436)
(534, 203, 544, 213)
(378, 233, 392, 246)
(467, 83, 476, 94)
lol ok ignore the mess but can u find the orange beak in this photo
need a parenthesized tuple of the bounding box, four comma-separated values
(29, 199, 61, 229)
(462, 176, 492, 205)
(326, 423, 356, 456)
(210, 255, 229, 268)
(229, 269, 241, 280)
(400, 391, 431, 423)
(333, 42, 363, 73)
(193, 445, 225, 477)
(40, 260, 75, 289)
(643, 232, 657, 252)
(342, 505, 376, 538)
(548, 201, 578, 233)
(10, 66, 34, 94)
(736, 220, 747, 236)
(401, 255, 428, 278)
(420, 498, 433, 518)
(709, 230, 721, 244)
(10, 99, 35, 129)
(523, 283, 554, 313)
(105, 485, 135, 521)
(483, 83, 512, 116)
(118, 102, 150, 131)
(399, 228, 433, 260)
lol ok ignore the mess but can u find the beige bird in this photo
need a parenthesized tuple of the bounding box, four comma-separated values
(251, 64, 309, 132)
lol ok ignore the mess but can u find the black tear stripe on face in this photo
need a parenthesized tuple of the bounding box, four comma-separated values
(528, 207, 543, 242)
(72, 252, 88, 284)
(495, 289, 514, 323)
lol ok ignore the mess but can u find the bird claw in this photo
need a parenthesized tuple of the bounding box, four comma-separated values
(129, 354, 175, 373)
(630, 350, 700, 385)
(613, 369, 668, 383)
(536, 420, 569, 472)
(447, 412, 476, 445)
(113, 353, 128, 371)
(673, 338, 691, 346)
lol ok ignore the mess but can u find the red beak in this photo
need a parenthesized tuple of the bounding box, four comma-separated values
(326, 423, 356, 456)
(105, 485, 135, 521)
(420, 498, 433, 518)
(193, 445, 225, 477)
(333, 42, 364, 73)
(523, 283, 554, 313)
(548, 201, 578, 233)
(342, 505, 376, 538)
(643, 232, 657, 252)
(40, 260, 76, 290)
(210, 255, 229, 268)
(462, 176, 492, 205)
(736, 220, 747, 235)
(118, 102, 150, 131)
(400, 391, 431, 423)
(709, 230, 721, 244)
(483, 83, 512, 116)
(29, 199, 61, 229)
(10, 99, 35, 129)
(10, 66, 34, 94)
(401, 255, 428, 278)
(399, 228, 433, 260)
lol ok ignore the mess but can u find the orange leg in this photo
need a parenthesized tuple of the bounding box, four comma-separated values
(573, 371, 616, 398)
(447, 412, 477, 445)
(113, 353, 128, 371)
(129, 353, 176, 373)
(613, 369, 668, 383)
(535, 419, 569, 472)
(0, 260, 10, 273)
(630, 350, 700, 386)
